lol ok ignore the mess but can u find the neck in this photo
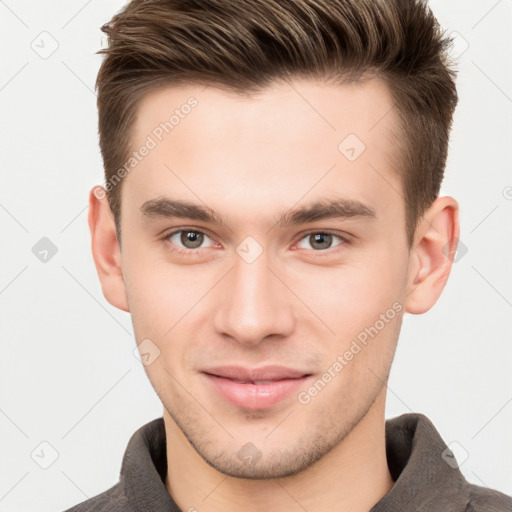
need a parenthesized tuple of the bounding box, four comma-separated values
(164, 389, 393, 512)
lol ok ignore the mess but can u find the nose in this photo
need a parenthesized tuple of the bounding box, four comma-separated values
(213, 247, 296, 347)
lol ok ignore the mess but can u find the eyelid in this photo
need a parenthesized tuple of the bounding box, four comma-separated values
(162, 227, 351, 254)
(162, 227, 220, 252)
(293, 229, 351, 252)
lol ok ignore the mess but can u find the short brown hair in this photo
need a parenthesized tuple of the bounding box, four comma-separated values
(96, 0, 458, 247)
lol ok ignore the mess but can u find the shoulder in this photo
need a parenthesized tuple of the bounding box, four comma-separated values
(62, 482, 132, 512)
(465, 483, 512, 512)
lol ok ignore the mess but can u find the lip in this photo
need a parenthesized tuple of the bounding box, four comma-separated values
(202, 365, 312, 410)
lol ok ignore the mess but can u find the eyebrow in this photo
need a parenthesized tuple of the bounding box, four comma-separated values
(276, 198, 376, 226)
(140, 197, 376, 228)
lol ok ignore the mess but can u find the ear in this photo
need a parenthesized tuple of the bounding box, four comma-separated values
(405, 196, 460, 315)
(88, 186, 129, 312)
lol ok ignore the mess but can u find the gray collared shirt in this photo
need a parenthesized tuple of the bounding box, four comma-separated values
(63, 413, 512, 511)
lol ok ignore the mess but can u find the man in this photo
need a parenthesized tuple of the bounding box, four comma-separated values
(65, 0, 512, 510)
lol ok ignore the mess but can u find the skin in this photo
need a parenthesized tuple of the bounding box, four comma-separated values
(89, 78, 459, 512)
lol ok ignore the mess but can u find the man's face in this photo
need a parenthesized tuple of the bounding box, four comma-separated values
(119, 78, 411, 478)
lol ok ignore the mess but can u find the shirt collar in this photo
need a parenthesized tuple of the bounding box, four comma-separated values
(119, 413, 470, 511)
(370, 413, 470, 511)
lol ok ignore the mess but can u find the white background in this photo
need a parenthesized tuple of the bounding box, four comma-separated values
(0, 1, 511, 510)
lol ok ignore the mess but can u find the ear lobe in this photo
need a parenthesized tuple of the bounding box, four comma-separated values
(405, 196, 459, 315)
(88, 186, 130, 312)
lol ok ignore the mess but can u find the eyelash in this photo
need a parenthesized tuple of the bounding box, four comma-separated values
(162, 228, 350, 257)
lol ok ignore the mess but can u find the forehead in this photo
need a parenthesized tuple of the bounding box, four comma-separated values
(134, 77, 398, 151)
(123, 78, 402, 226)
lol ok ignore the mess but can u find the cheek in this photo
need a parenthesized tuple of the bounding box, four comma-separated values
(294, 252, 405, 333)
(297, 272, 403, 412)
(122, 243, 206, 335)
(288, 250, 406, 392)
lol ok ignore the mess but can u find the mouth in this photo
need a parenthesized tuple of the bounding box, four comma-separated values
(201, 365, 313, 410)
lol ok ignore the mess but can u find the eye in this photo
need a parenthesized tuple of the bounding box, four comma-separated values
(166, 229, 216, 251)
(296, 232, 346, 251)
